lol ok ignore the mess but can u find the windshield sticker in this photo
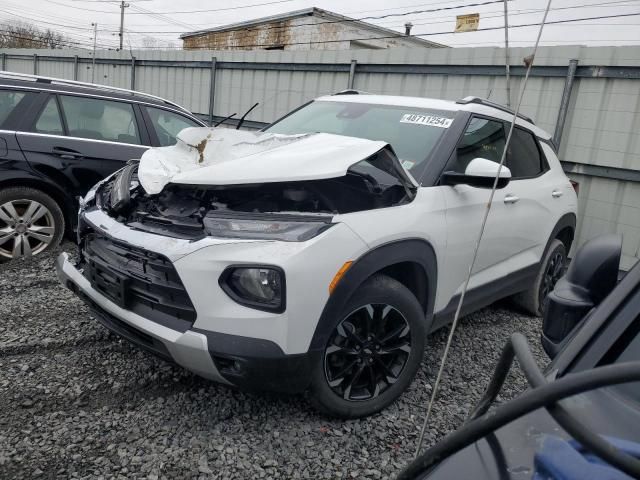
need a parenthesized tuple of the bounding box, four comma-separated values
(401, 160, 416, 170)
(400, 114, 453, 128)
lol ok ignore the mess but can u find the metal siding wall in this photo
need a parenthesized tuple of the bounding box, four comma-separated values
(1, 46, 639, 268)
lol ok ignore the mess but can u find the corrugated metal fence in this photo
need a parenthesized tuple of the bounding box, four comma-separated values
(1, 46, 640, 268)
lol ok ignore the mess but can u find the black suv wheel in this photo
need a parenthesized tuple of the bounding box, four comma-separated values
(0, 187, 64, 260)
(309, 274, 425, 418)
(513, 239, 567, 316)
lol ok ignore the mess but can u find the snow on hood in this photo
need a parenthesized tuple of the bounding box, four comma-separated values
(137, 127, 389, 194)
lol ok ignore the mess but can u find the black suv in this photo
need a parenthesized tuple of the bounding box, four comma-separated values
(0, 72, 205, 260)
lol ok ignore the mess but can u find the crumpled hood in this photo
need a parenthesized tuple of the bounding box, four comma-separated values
(137, 127, 390, 194)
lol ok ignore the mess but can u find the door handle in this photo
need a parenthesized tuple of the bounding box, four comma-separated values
(52, 147, 81, 160)
(504, 194, 519, 204)
(552, 190, 563, 198)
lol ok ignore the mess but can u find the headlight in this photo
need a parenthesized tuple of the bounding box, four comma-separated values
(219, 266, 285, 312)
(203, 215, 332, 242)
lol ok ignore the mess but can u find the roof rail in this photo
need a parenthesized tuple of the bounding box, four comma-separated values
(333, 89, 370, 95)
(0, 71, 190, 114)
(456, 96, 534, 124)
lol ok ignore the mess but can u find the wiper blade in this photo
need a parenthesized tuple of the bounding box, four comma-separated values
(236, 102, 259, 130)
(214, 112, 236, 127)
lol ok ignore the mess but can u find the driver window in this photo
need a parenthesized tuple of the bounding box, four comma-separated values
(448, 117, 506, 173)
(146, 107, 200, 147)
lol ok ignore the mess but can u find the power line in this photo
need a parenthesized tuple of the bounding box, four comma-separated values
(44, 0, 296, 14)
(116, 0, 640, 34)
(136, 10, 640, 49)
(102, 0, 640, 36)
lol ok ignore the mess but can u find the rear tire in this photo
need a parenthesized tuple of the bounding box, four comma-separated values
(0, 187, 65, 261)
(512, 239, 566, 316)
(309, 274, 425, 418)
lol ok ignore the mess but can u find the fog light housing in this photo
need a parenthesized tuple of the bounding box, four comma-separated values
(219, 265, 285, 313)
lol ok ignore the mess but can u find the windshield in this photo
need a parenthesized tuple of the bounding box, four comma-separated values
(264, 100, 454, 173)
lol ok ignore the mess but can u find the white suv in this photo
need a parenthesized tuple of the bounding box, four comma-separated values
(56, 94, 577, 418)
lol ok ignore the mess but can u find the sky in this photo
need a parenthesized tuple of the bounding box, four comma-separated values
(2, 0, 639, 51)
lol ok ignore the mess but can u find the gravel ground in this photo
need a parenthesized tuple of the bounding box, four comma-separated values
(0, 242, 546, 479)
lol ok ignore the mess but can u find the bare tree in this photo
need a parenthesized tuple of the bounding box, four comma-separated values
(0, 21, 70, 49)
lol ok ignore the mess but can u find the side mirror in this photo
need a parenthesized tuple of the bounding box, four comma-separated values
(441, 158, 511, 189)
(542, 234, 622, 359)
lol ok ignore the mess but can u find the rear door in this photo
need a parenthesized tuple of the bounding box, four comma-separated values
(0, 88, 35, 177)
(501, 126, 558, 262)
(16, 93, 150, 198)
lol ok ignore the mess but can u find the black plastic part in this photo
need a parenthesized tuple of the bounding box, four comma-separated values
(218, 264, 286, 313)
(80, 224, 197, 329)
(398, 334, 640, 480)
(308, 238, 437, 352)
(67, 280, 173, 363)
(455, 96, 535, 124)
(109, 162, 137, 213)
(235, 102, 259, 130)
(439, 170, 510, 189)
(192, 328, 315, 393)
(542, 234, 622, 358)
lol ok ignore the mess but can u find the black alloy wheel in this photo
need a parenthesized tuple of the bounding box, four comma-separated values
(539, 249, 566, 309)
(324, 303, 412, 401)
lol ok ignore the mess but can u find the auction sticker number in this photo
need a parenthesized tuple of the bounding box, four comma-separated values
(400, 114, 453, 128)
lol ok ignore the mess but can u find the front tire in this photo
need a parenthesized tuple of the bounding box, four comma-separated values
(309, 274, 426, 418)
(513, 239, 566, 316)
(0, 187, 64, 261)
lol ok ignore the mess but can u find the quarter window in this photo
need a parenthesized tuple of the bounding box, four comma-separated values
(34, 97, 64, 135)
(0, 90, 26, 128)
(146, 107, 200, 146)
(59, 95, 141, 145)
(449, 117, 506, 174)
(506, 128, 546, 178)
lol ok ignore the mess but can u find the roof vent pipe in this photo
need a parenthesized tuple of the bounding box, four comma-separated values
(404, 22, 413, 36)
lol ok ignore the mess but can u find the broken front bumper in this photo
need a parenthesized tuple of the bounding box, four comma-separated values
(56, 252, 229, 383)
(56, 252, 318, 392)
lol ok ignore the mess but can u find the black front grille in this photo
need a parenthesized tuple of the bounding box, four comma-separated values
(81, 230, 196, 330)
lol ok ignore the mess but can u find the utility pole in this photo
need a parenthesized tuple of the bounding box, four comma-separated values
(91, 22, 98, 83)
(119, 1, 130, 51)
(503, 0, 511, 107)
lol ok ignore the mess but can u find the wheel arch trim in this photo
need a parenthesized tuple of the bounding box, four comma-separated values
(308, 238, 437, 351)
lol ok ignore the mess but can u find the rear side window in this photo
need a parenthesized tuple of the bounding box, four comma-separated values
(59, 95, 141, 145)
(448, 117, 506, 173)
(146, 107, 200, 146)
(34, 97, 64, 135)
(506, 128, 546, 178)
(0, 90, 26, 128)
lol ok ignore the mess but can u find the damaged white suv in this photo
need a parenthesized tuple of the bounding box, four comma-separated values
(56, 94, 577, 418)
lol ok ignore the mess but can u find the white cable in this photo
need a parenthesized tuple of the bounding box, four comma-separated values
(414, 0, 554, 457)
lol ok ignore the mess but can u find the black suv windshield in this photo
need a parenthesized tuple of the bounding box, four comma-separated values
(264, 100, 455, 173)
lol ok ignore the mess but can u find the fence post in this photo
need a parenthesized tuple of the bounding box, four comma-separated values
(73, 55, 79, 80)
(553, 59, 579, 150)
(1, 53, 6, 71)
(33, 54, 38, 75)
(348, 59, 357, 90)
(130, 56, 136, 90)
(208, 56, 217, 126)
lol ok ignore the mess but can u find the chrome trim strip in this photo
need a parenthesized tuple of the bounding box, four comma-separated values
(17, 131, 151, 149)
(0, 71, 190, 113)
(0, 83, 204, 124)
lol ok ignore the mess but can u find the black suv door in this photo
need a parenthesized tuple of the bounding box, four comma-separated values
(15, 92, 150, 199)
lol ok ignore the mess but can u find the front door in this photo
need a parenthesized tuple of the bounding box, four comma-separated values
(438, 116, 524, 306)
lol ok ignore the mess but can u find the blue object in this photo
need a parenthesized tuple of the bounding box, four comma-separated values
(533, 435, 640, 480)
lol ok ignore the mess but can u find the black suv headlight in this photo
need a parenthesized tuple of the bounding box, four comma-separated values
(219, 266, 285, 313)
